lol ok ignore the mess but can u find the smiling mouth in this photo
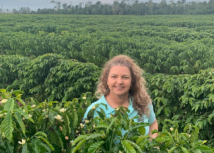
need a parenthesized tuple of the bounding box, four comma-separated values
(115, 87, 124, 89)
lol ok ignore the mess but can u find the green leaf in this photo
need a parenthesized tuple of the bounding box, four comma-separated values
(190, 127, 199, 143)
(34, 132, 47, 139)
(0, 89, 6, 93)
(48, 101, 58, 106)
(61, 125, 67, 136)
(48, 110, 55, 125)
(31, 139, 39, 153)
(39, 142, 51, 153)
(1, 113, 13, 142)
(49, 131, 63, 148)
(21, 143, 27, 153)
(192, 141, 204, 147)
(132, 123, 147, 131)
(5, 140, 14, 153)
(192, 150, 202, 153)
(107, 117, 117, 134)
(139, 139, 149, 150)
(181, 147, 189, 153)
(87, 141, 105, 153)
(15, 98, 26, 107)
(138, 127, 145, 135)
(174, 129, 179, 142)
(1, 92, 10, 99)
(136, 135, 150, 145)
(121, 140, 136, 153)
(37, 136, 54, 151)
(96, 107, 106, 119)
(194, 146, 212, 152)
(63, 114, 71, 135)
(156, 137, 165, 143)
(14, 113, 25, 135)
(15, 109, 34, 123)
(86, 133, 105, 140)
(4, 99, 14, 112)
(11, 90, 24, 96)
(72, 135, 87, 146)
(95, 122, 108, 129)
(72, 139, 86, 153)
(168, 146, 177, 153)
(125, 140, 143, 153)
(72, 110, 78, 128)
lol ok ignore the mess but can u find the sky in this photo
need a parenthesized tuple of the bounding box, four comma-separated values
(0, 0, 115, 11)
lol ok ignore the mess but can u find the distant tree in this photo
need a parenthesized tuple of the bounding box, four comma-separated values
(12, 9, 19, 14)
(19, 7, 31, 14)
(6, 9, 10, 13)
(34, 0, 214, 15)
(148, 0, 154, 15)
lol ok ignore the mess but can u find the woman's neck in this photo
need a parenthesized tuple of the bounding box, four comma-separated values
(105, 93, 129, 109)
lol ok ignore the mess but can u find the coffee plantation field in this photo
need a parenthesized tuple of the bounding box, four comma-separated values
(0, 14, 214, 152)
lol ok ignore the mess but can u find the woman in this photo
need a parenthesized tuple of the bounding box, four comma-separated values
(83, 55, 158, 139)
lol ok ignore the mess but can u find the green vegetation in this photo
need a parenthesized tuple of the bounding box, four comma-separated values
(0, 91, 213, 152)
(0, 89, 94, 152)
(1, 15, 214, 75)
(0, 14, 214, 152)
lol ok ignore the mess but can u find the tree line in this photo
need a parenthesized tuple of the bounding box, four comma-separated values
(6, 0, 214, 15)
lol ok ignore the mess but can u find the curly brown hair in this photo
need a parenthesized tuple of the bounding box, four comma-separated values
(95, 55, 152, 117)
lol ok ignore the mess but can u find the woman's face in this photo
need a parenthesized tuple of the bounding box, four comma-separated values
(107, 65, 132, 98)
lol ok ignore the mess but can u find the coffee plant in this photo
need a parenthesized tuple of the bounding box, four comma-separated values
(1, 90, 212, 153)
(1, 53, 101, 101)
(0, 89, 94, 153)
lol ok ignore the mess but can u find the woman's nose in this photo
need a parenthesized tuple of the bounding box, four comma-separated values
(116, 78, 123, 84)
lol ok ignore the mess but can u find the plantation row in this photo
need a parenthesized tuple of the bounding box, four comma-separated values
(1, 15, 214, 75)
(1, 53, 214, 148)
(0, 54, 100, 101)
(0, 89, 213, 153)
(1, 15, 214, 33)
(1, 32, 214, 75)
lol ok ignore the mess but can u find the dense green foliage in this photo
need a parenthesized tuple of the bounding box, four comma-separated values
(0, 89, 94, 153)
(146, 69, 214, 147)
(1, 15, 214, 75)
(0, 55, 29, 88)
(74, 106, 212, 153)
(0, 91, 213, 152)
(0, 14, 214, 151)
(1, 54, 100, 101)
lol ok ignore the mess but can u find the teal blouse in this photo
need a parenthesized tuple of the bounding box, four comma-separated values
(83, 95, 156, 136)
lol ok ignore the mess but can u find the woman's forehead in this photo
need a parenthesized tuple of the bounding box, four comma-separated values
(109, 65, 131, 75)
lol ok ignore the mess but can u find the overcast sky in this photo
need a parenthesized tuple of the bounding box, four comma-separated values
(0, 0, 116, 11)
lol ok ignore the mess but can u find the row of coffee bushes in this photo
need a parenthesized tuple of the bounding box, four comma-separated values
(1, 32, 214, 74)
(1, 15, 214, 34)
(146, 68, 214, 147)
(0, 89, 213, 152)
(0, 54, 101, 101)
(1, 54, 214, 147)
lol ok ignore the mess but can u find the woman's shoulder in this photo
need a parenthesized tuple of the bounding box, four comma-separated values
(83, 98, 104, 119)
(87, 99, 103, 110)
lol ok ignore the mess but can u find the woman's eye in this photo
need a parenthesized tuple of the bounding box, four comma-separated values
(111, 76, 116, 78)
